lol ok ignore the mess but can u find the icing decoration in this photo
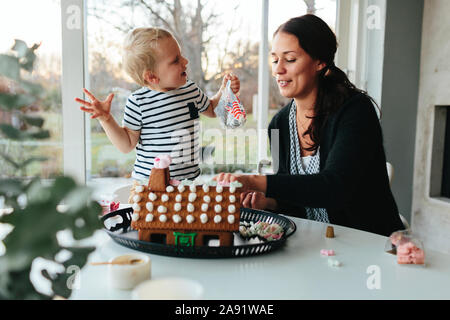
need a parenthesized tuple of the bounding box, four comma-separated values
(214, 215, 222, 223)
(186, 215, 195, 224)
(132, 194, 141, 203)
(188, 193, 197, 202)
(161, 194, 169, 202)
(159, 214, 167, 223)
(175, 194, 182, 202)
(214, 204, 222, 213)
(174, 203, 182, 212)
(200, 214, 208, 223)
(145, 202, 154, 212)
(229, 195, 236, 203)
(177, 185, 185, 193)
(173, 214, 182, 223)
(228, 204, 236, 213)
(215, 195, 223, 203)
(149, 193, 157, 201)
(201, 203, 209, 212)
(135, 185, 144, 193)
(203, 195, 211, 203)
(216, 185, 223, 193)
(229, 185, 236, 193)
(189, 184, 197, 192)
(202, 184, 210, 192)
(157, 205, 167, 214)
(132, 203, 141, 212)
(145, 214, 154, 222)
(154, 154, 171, 169)
(227, 215, 235, 224)
(166, 185, 175, 192)
(187, 203, 195, 212)
(132, 213, 140, 221)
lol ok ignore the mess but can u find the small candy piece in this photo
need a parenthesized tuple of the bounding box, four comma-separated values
(188, 193, 197, 202)
(227, 215, 235, 224)
(186, 215, 195, 224)
(214, 215, 222, 223)
(149, 193, 157, 201)
(132, 194, 141, 203)
(175, 194, 182, 202)
(327, 258, 341, 267)
(228, 204, 236, 213)
(201, 203, 209, 212)
(216, 185, 223, 193)
(215, 195, 223, 203)
(161, 194, 169, 202)
(229, 195, 236, 203)
(229, 185, 236, 193)
(157, 205, 167, 214)
(172, 214, 182, 223)
(202, 184, 209, 193)
(174, 203, 182, 212)
(326, 226, 335, 238)
(145, 214, 153, 222)
(187, 203, 195, 212)
(200, 213, 208, 224)
(159, 214, 167, 223)
(132, 203, 141, 212)
(132, 213, 140, 221)
(177, 185, 185, 193)
(320, 249, 335, 256)
(189, 184, 196, 193)
(135, 185, 144, 193)
(214, 204, 222, 213)
(203, 195, 211, 203)
(166, 185, 175, 193)
(145, 202, 154, 212)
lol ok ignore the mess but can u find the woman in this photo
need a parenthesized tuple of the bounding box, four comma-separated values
(217, 14, 404, 236)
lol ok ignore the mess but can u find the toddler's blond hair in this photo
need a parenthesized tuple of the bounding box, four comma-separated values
(122, 27, 173, 87)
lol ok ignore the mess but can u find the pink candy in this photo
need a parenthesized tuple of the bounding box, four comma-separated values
(320, 249, 335, 256)
(154, 154, 172, 169)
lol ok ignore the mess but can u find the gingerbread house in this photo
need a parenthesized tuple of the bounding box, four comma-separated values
(129, 160, 242, 247)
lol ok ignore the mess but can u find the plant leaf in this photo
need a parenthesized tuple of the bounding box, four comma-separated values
(0, 54, 20, 81)
(0, 92, 36, 111)
(19, 114, 45, 128)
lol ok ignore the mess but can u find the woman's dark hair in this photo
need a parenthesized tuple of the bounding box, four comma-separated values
(274, 14, 376, 152)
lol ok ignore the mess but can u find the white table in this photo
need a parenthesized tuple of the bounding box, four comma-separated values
(70, 217, 450, 300)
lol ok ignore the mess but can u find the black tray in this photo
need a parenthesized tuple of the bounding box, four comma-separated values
(101, 207, 296, 259)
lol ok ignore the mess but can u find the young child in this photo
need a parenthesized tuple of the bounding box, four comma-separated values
(75, 27, 240, 181)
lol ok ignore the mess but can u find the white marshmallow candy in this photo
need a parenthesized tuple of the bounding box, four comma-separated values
(157, 205, 167, 214)
(132, 213, 140, 221)
(189, 184, 196, 193)
(186, 215, 195, 224)
(159, 214, 167, 223)
(214, 204, 222, 213)
(132, 194, 141, 203)
(145, 202, 154, 212)
(200, 214, 208, 224)
(214, 215, 222, 223)
(172, 214, 182, 223)
(188, 193, 197, 202)
(216, 185, 223, 193)
(202, 184, 209, 193)
(175, 194, 182, 202)
(215, 195, 223, 203)
(166, 186, 175, 193)
(229, 185, 236, 193)
(174, 203, 182, 212)
(177, 185, 185, 193)
(161, 194, 169, 202)
(145, 214, 154, 222)
(201, 203, 209, 212)
(203, 195, 211, 203)
(187, 203, 195, 213)
(132, 203, 141, 212)
(135, 185, 144, 193)
(148, 193, 157, 201)
(228, 204, 236, 213)
(227, 215, 235, 224)
(229, 195, 236, 203)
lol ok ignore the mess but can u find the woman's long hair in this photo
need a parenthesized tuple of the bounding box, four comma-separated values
(274, 14, 374, 152)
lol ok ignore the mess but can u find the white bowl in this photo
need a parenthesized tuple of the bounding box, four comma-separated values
(108, 254, 151, 290)
(132, 277, 204, 300)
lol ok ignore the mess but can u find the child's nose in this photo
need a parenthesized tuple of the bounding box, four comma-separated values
(182, 56, 189, 67)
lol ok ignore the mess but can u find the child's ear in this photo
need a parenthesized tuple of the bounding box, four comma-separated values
(316, 61, 327, 72)
(144, 70, 159, 85)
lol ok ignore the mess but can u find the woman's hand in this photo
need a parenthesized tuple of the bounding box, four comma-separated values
(214, 172, 252, 192)
(75, 88, 114, 122)
(241, 191, 268, 210)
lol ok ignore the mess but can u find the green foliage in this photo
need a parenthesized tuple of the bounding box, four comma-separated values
(0, 40, 102, 300)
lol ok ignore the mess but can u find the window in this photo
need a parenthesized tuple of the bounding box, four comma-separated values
(0, 0, 63, 179)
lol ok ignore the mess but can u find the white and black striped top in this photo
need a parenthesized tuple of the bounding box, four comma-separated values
(122, 80, 210, 181)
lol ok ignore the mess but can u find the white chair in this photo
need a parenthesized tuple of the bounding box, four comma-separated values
(113, 184, 133, 203)
(386, 162, 410, 230)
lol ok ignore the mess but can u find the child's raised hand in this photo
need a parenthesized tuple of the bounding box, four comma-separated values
(75, 88, 114, 121)
(221, 73, 240, 95)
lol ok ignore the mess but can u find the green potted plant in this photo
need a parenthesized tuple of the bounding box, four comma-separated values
(0, 40, 102, 299)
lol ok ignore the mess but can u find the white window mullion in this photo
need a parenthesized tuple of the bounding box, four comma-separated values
(61, 0, 87, 184)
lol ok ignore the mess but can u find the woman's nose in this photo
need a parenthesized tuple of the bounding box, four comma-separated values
(273, 61, 285, 76)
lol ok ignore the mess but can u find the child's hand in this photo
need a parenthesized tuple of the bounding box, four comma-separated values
(221, 73, 240, 95)
(75, 88, 114, 121)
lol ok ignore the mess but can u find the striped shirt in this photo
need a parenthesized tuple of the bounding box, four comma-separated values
(122, 80, 210, 181)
